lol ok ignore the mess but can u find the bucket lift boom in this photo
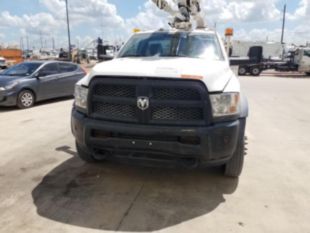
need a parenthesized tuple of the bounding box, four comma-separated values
(151, 0, 206, 29)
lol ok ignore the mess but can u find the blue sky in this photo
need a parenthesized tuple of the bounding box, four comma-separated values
(0, 0, 309, 48)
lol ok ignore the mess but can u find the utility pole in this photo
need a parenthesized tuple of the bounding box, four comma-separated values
(40, 31, 43, 49)
(20, 37, 24, 50)
(26, 36, 29, 51)
(65, 0, 72, 60)
(52, 37, 55, 50)
(281, 4, 286, 44)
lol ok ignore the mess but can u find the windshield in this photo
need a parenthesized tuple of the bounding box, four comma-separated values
(2, 63, 42, 76)
(118, 32, 224, 60)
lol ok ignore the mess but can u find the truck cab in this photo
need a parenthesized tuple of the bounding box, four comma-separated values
(295, 48, 310, 74)
(72, 29, 249, 177)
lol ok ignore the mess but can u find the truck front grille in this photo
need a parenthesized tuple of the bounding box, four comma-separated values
(152, 107, 203, 121)
(88, 77, 211, 126)
(93, 103, 136, 120)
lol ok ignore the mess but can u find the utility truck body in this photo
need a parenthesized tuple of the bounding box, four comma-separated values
(72, 29, 248, 177)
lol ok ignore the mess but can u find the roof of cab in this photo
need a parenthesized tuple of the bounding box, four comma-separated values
(135, 27, 216, 35)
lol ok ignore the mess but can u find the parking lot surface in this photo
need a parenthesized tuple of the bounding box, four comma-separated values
(0, 75, 310, 233)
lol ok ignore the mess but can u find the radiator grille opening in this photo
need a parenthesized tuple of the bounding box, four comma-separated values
(89, 77, 210, 126)
(94, 85, 136, 98)
(93, 103, 136, 119)
(153, 87, 201, 100)
(152, 107, 203, 121)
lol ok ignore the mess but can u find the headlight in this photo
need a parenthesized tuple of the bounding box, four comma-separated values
(210, 93, 240, 117)
(0, 87, 5, 91)
(74, 85, 88, 111)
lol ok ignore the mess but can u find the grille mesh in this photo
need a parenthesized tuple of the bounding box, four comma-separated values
(153, 87, 201, 100)
(89, 78, 208, 125)
(152, 107, 203, 121)
(94, 85, 136, 98)
(93, 103, 135, 119)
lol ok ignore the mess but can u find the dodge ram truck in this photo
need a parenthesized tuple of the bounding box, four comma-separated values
(72, 29, 249, 177)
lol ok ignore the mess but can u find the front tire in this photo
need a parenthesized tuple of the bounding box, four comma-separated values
(17, 90, 35, 109)
(224, 119, 246, 177)
(76, 142, 97, 163)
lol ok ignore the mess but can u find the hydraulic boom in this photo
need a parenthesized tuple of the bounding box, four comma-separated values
(152, 0, 206, 29)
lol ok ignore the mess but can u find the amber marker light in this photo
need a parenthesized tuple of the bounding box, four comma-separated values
(181, 75, 204, 80)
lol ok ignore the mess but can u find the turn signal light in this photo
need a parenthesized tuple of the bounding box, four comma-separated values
(181, 75, 203, 80)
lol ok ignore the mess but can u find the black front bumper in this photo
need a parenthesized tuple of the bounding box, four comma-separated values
(72, 109, 241, 166)
(0, 90, 17, 106)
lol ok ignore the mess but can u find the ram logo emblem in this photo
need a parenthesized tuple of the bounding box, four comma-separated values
(137, 97, 149, 111)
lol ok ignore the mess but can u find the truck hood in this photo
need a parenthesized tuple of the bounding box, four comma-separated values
(83, 57, 234, 92)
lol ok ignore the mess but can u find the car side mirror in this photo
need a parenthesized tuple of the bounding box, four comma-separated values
(36, 71, 49, 78)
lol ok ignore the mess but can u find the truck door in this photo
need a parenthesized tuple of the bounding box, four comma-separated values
(298, 49, 310, 73)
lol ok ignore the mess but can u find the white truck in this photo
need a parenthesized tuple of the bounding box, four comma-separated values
(71, 0, 249, 177)
(276, 47, 310, 75)
(0, 57, 7, 70)
(72, 28, 249, 177)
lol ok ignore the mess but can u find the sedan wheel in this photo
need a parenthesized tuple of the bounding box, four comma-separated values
(17, 90, 35, 109)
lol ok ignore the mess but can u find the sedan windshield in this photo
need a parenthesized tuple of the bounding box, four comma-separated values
(2, 63, 42, 76)
(118, 32, 224, 60)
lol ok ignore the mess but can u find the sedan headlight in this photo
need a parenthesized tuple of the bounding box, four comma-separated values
(210, 93, 240, 118)
(74, 85, 88, 111)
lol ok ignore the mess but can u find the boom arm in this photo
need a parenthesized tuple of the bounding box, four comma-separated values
(151, 0, 206, 29)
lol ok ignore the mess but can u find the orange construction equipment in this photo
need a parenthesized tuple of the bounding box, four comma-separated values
(0, 49, 23, 65)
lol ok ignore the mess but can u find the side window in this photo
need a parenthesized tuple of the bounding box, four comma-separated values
(59, 63, 77, 73)
(40, 63, 59, 76)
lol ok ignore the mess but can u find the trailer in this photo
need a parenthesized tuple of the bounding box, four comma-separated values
(230, 46, 310, 76)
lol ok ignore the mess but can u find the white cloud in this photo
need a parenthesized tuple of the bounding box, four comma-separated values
(0, 0, 309, 47)
(0, 11, 62, 36)
(39, 0, 124, 27)
(126, 0, 309, 45)
(297, 0, 310, 17)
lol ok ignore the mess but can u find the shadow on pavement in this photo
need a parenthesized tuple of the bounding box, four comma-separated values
(32, 147, 239, 232)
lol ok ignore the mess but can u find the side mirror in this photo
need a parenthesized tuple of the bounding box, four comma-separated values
(36, 71, 49, 78)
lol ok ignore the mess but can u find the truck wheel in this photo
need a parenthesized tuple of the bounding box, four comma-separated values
(224, 118, 246, 178)
(250, 67, 261, 76)
(238, 67, 247, 76)
(76, 142, 97, 163)
(17, 90, 35, 109)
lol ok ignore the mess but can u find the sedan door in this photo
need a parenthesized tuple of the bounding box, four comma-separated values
(36, 63, 62, 100)
(57, 63, 86, 96)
